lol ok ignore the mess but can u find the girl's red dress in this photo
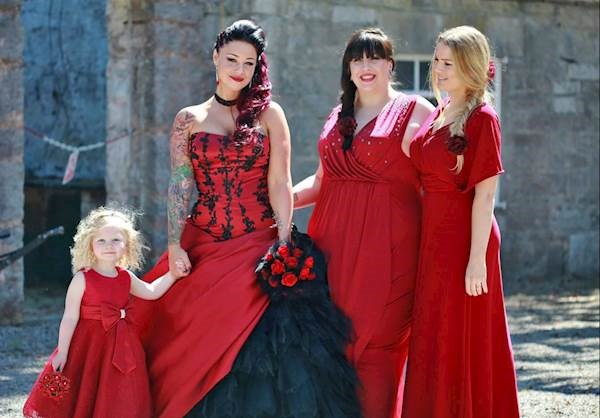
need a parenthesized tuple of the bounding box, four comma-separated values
(307, 94, 421, 418)
(401, 103, 520, 417)
(23, 267, 152, 418)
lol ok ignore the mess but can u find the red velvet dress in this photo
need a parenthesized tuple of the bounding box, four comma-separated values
(402, 103, 520, 417)
(23, 268, 152, 418)
(307, 94, 421, 418)
(136, 131, 276, 418)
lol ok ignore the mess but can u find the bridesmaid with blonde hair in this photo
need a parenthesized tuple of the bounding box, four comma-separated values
(402, 26, 520, 417)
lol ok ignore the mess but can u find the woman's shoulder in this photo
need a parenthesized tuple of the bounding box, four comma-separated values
(174, 100, 213, 128)
(468, 102, 499, 125)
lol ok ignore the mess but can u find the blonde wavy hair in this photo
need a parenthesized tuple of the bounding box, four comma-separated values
(70, 206, 147, 274)
(431, 25, 494, 172)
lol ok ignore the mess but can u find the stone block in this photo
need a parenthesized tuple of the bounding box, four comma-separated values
(0, 127, 23, 159)
(0, 160, 24, 221)
(553, 96, 581, 114)
(568, 231, 600, 278)
(487, 16, 524, 57)
(154, 1, 210, 24)
(553, 81, 581, 95)
(568, 63, 599, 80)
(332, 5, 379, 25)
(285, 0, 333, 20)
(0, 68, 23, 117)
(381, 11, 443, 53)
(0, 11, 22, 61)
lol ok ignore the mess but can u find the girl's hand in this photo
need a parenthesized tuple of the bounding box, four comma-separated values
(52, 351, 68, 372)
(168, 244, 191, 279)
(465, 258, 488, 296)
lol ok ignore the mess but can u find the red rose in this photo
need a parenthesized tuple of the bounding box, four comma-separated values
(338, 115, 357, 137)
(307, 272, 316, 280)
(488, 60, 496, 81)
(277, 244, 289, 257)
(446, 135, 468, 155)
(304, 256, 314, 269)
(293, 248, 303, 257)
(281, 272, 299, 287)
(299, 267, 311, 280)
(265, 253, 274, 262)
(268, 277, 279, 288)
(271, 259, 285, 275)
(284, 256, 298, 269)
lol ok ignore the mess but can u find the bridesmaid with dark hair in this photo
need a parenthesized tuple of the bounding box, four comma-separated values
(136, 19, 361, 418)
(293, 28, 434, 418)
(401, 26, 520, 418)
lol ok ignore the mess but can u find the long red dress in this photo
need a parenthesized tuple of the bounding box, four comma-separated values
(402, 103, 520, 417)
(23, 267, 152, 418)
(137, 131, 276, 418)
(307, 94, 421, 418)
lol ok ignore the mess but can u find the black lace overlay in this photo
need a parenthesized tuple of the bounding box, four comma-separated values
(189, 131, 274, 241)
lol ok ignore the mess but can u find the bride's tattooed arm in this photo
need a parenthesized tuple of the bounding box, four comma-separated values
(167, 110, 195, 245)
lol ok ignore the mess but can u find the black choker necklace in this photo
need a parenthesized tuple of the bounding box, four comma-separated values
(214, 93, 238, 107)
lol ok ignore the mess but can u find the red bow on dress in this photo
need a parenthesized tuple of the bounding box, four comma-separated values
(80, 301, 137, 374)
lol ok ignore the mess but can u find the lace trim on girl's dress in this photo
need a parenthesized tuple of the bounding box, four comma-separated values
(24, 410, 46, 418)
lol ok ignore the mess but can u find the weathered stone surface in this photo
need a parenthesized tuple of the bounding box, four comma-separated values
(22, 0, 107, 184)
(568, 231, 600, 278)
(0, 0, 23, 324)
(100, 0, 598, 283)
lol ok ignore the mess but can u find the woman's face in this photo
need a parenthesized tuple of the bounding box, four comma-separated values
(213, 40, 258, 92)
(432, 42, 466, 96)
(349, 53, 393, 93)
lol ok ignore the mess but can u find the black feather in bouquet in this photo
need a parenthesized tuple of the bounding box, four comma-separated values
(188, 226, 362, 418)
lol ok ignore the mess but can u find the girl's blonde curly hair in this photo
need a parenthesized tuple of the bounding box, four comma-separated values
(70, 206, 148, 274)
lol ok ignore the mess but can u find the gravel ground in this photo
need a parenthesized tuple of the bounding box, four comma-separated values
(1, 275, 598, 417)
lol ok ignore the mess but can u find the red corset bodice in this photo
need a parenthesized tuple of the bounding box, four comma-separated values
(188, 131, 274, 241)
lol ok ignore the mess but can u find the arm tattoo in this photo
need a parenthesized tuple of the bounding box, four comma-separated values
(167, 111, 195, 244)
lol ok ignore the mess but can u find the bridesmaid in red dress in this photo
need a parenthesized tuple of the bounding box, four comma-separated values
(401, 26, 520, 417)
(294, 28, 434, 418)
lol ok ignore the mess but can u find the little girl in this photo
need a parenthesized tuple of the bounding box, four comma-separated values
(23, 207, 185, 418)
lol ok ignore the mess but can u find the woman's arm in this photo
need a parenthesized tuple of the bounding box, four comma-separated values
(465, 175, 498, 296)
(263, 102, 293, 242)
(129, 271, 180, 300)
(167, 109, 195, 275)
(52, 272, 85, 371)
(401, 96, 435, 157)
(292, 161, 323, 209)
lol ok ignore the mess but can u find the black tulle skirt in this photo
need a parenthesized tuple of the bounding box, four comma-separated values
(185, 228, 362, 418)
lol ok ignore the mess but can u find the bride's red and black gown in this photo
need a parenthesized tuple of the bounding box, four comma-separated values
(136, 131, 361, 418)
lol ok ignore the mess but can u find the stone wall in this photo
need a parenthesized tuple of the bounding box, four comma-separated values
(105, 0, 599, 280)
(0, 0, 24, 324)
(22, 0, 108, 184)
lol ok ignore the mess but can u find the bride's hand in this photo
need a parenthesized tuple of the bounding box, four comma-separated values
(168, 244, 191, 278)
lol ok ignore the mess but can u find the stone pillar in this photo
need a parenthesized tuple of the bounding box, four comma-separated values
(106, 1, 225, 264)
(0, 0, 24, 324)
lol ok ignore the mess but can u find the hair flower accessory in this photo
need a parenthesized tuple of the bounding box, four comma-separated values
(446, 134, 468, 155)
(337, 115, 357, 137)
(39, 371, 71, 400)
(488, 60, 496, 81)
